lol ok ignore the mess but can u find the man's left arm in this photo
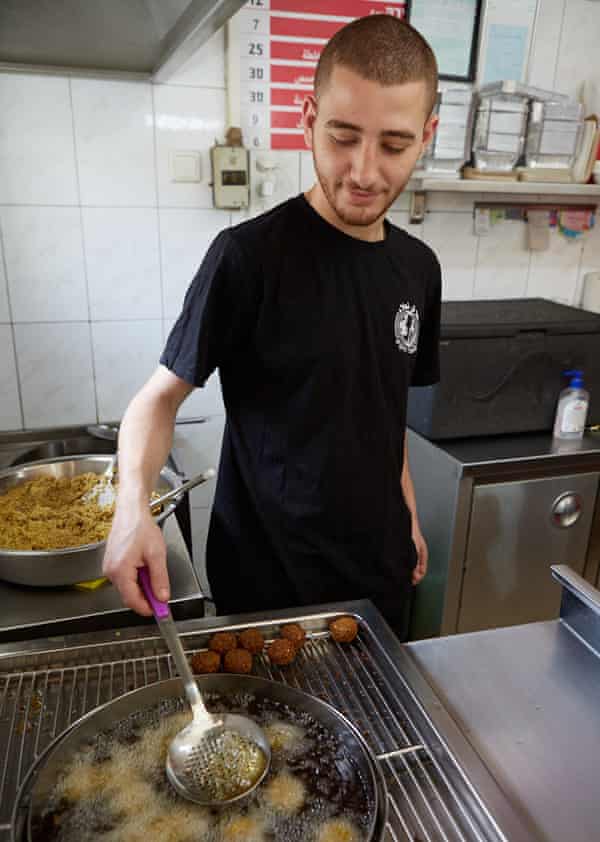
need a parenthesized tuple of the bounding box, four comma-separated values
(402, 433, 428, 585)
(403, 251, 441, 585)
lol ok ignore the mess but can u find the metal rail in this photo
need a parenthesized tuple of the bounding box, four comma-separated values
(0, 617, 505, 842)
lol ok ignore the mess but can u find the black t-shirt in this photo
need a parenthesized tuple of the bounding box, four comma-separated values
(161, 195, 441, 624)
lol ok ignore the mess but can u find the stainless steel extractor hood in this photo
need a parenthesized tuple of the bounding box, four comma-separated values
(0, 0, 245, 82)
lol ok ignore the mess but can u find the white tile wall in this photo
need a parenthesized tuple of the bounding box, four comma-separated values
(0, 326, 21, 430)
(14, 323, 96, 429)
(162, 317, 225, 417)
(71, 79, 156, 207)
(160, 208, 230, 318)
(175, 372, 225, 418)
(190, 509, 212, 596)
(581, 223, 600, 271)
(473, 221, 530, 300)
(83, 207, 162, 321)
(173, 417, 225, 508)
(154, 85, 226, 209)
(250, 150, 301, 210)
(300, 151, 316, 193)
(92, 320, 163, 421)
(1, 0, 600, 437)
(0, 206, 88, 322)
(172, 417, 225, 594)
(422, 212, 478, 300)
(527, 0, 565, 91)
(389, 211, 423, 241)
(527, 228, 585, 305)
(553, 0, 600, 98)
(0, 74, 78, 205)
(166, 29, 226, 89)
(0, 239, 9, 323)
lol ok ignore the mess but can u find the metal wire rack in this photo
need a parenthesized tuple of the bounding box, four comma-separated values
(0, 616, 504, 842)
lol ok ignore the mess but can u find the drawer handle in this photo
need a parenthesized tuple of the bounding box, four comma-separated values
(551, 492, 583, 528)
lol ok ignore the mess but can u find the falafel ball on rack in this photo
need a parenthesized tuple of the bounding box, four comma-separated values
(208, 631, 238, 655)
(223, 648, 253, 674)
(280, 623, 306, 650)
(239, 627, 265, 654)
(190, 650, 221, 674)
(329, 616, 359, 644)
(267, 638, 297, 666)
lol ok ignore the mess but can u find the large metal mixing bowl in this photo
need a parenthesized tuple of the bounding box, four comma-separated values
(0, 455, 184, 587)
(11, 675, 388, 842)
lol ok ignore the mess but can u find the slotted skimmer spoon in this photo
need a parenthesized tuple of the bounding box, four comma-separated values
(138, 567, 271, 806)
(86, 467, 216, 509)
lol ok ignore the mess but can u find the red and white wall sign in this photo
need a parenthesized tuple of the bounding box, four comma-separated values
(238, 0, 407, 151)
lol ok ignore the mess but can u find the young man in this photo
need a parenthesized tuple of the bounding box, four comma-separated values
(103, 15, 441, 640)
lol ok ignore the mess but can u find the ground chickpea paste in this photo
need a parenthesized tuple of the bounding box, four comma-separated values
(0, 474, 115, 551)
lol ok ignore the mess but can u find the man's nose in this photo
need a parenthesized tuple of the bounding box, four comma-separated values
(349, 141, 378, 189)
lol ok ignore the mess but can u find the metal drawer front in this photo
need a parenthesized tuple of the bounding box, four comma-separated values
(458, 472, 599, 633)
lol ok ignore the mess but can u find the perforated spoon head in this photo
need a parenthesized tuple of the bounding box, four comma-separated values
(166, 713, 271, 806)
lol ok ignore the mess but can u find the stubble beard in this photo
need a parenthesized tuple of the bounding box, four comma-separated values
(312, 147, 408, 228)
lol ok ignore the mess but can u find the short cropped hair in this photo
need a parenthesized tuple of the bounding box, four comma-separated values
(314, 15, 438, 117)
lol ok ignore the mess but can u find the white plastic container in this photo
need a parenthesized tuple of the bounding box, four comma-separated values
(553, 370, 590, 440)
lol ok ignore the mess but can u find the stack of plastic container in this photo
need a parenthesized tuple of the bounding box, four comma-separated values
(422, 88, 473, 177)
(470, 82, 583, 177)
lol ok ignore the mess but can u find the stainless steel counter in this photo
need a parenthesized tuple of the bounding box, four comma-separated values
(0, 425, 204, 643)
(408, 428, 600, 637)
(407, 566, 600, 842)
(422, 430, 600, 476)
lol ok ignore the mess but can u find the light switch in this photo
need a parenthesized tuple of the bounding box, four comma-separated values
(170, 150, 202, 183)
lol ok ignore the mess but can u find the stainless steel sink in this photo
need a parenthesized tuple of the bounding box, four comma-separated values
(9, 436, 115, 466)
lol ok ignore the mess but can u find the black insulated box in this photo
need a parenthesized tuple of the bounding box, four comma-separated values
(407, 298, 600, 440)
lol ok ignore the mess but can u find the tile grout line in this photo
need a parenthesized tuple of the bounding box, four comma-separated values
(0, 217, 25, 430)
(150, 83, 167, 343)
(69, 76, 100, 424)
(0, 203, 221, 211)
(572, 218, 598, 307)
(552, 0, 568, 92)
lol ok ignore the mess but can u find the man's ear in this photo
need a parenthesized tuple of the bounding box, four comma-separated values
(421, 113, 439, 154)
(302, 94, 318, 149)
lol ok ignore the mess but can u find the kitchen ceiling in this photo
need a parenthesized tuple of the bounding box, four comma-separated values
(0, 0, 245, 81)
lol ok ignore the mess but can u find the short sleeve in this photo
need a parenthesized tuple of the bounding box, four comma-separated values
(411, 253, 441, 387)
(160, 229, 259, 387)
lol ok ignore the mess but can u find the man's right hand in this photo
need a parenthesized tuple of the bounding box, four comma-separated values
(103, 506, 170, 616)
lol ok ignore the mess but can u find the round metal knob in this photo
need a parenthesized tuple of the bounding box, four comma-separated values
(551, 492, 583, 528)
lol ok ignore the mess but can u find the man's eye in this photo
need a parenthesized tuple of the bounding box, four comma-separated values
(331, 135, 357, 146)
(383, 145, 408, 154)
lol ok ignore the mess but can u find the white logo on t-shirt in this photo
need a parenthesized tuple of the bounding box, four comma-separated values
(394, 303, 419, 355)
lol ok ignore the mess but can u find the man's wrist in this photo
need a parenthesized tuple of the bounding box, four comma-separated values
(116, 485, 151, 509)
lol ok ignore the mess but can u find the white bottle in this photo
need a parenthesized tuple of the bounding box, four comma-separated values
(553, 370, 589, 440)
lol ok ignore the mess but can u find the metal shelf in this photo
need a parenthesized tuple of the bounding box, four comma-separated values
(408, 177, 600, 196)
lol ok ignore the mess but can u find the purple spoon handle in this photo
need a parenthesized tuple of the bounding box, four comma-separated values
(138, 566, 170, 620)
(138, 566, 203, 710)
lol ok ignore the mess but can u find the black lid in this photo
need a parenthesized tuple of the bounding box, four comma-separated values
(441, 298, 600, 339)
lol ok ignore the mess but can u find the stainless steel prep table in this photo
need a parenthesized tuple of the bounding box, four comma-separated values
(407, 565, 600, 842)
(408, 429, 600, 636)
(0, 515, 204, 643)
(0, 425, 205, 643)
